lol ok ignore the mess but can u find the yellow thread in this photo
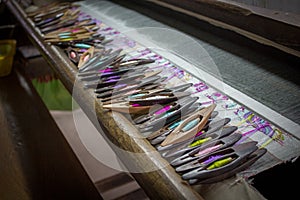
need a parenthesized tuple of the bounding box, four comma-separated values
(234, 113, 255, 127)
(207, 157, 233, 170)
(189, 137, 212, 147)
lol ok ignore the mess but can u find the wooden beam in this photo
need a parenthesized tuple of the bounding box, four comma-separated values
(149, 0, 300, 57)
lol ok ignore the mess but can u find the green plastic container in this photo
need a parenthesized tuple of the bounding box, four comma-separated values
(0, 39, 16, 77)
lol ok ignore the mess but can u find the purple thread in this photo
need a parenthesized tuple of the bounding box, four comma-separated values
(201, 92, 229, 105)
(99, 68, 113, 73)
(206, 92, 228, 102)
(195, 130, 205, 137)
(165, 68, 184, 81)
(149, 55, 162, 60)
(105, 79, 118, 83)
(234, 107, 245, 115)
(131, 49, 152, 59)
(114, 84, 127, 89)
(105, 75, 120, 80)
(131, 104, 140, 107)
(202, 155, 223, 165)
(236, 124, 269, 145)
(127, 40, 136, 48)
(154, 105, 172, 115)
(193, 82, 209, 93)
(102, 27, 113, 31)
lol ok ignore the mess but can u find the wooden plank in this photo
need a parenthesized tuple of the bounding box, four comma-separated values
(150, 0, 300, 57)
(230, 0, 300, 13)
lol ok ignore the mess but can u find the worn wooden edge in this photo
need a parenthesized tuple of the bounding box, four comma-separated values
(5, 1, 204, 199)
(148, 0, 300, 58)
